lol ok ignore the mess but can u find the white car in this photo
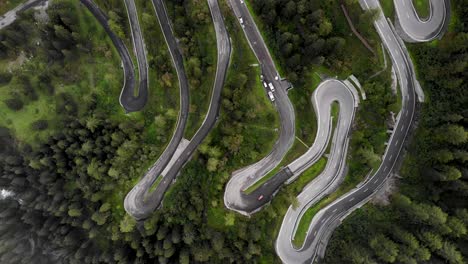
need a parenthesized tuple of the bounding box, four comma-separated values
(263, 82, 268, 88)
(268, 82, 275, 92)
(268, 91, 275, 102)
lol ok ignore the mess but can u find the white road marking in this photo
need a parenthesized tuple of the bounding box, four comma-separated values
(364, 188, 369, 193)
(349, 197, 355, 202)
(332, 208, 337, 213)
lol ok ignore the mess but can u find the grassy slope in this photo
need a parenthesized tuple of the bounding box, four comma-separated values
(204, 0, 279, 229)
(0, 0, 181, 219)
(0, 0, 22, 15)
(242, 0, 386, 193)
(237, 0, 393, 251)
(412, 0, 430, 18)
(0, 1, 124, 145)
(163, 0, 217, 139)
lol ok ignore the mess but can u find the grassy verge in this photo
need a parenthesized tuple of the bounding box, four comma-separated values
(163, 0, 217, 140)
(412, 0, 430, 18)
(219, 0, 278, 164)
(243, 167, 281, 194)
(293, 203, 322, 247)
(0, 1, 125, 146)
(380, 0, 396, 18)
(242, 0, 285, 76)
(0, 0, 180, 220)
(249, 0, 394, 254)
(204, 0, 280, 227)
(0, 0, 22, 15)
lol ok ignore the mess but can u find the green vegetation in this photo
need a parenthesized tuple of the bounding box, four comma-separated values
(245, 0, 395, 247)
(412, 0, 430, 18)
(293, 202, 321, 247)
(380, 0, 396, 18)
(1, 0, 464, 263)
(325, 1, 468, 263)
(243, 167, 281, 194)
(0, 1, 121, 145)
(0, 0, 22, 15)
(165, 0, 217, 139)
(0, 0, 280, 262)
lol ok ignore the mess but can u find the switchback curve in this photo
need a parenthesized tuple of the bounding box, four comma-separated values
(124, 0, 230, 220)
(394, 0, 450, 42)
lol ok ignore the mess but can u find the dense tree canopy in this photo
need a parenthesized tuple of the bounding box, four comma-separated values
(324, 1, 468, 263)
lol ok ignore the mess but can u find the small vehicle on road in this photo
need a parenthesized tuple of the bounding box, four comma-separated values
(263, 82, 268, 88)
(239, 17, 245, 28)
(268, 82, 275, 92)
(257, 195, 264, 201)
(268, 91, 275, 102)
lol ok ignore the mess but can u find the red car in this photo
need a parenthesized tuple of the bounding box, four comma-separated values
(257, 195, 264, 201)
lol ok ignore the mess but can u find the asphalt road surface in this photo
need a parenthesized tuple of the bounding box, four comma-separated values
(274, 79, 359, 263)
(0, 0, 45, 30)
(275, 0, 449, 262)
(120, 0, 149, 112)
(224, 0, 295, 215)
(4, 0, 148, 112)
(124, 0, 230, 220)
(79, 0, 146, 113)
(394, 0, 450, 42)
(124, 0, 191, 220)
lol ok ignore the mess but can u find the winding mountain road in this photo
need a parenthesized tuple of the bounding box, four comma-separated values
(3, 0, 450, 261)
(275, 79, 359, 263)
(120, 0, 149, 112)
(394, 0, 450, 42)
(123, 0, 191, 220)
(79, 0, 147, 113)
(224, 0, 296, 216)
(275, 0, 450, 263)
(0, 0, 45, 30)
(124, 0, 231, 220)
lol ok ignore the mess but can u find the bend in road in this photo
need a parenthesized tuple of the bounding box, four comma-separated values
(0, 0, 46, 30)
(224, 0, 295, 216)
(274, 0, 439, 262)
(275, 79, 358, 264)
(124, 0, 230, 220)
(120, 0, 149, 112)
(124, 0, 191, 220)
(393, 0, 450, 42)
(79, 0, 145, 113)
(83, 0, 190, 220)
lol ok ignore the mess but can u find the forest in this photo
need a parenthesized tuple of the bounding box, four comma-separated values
(324, 0, 468, 263)
(0, 0, 466, 263)
(0, 0, 279, 263)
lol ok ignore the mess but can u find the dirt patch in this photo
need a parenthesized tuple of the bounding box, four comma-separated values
(370, 174, 399, 206)
(7, 51, 27, 72)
